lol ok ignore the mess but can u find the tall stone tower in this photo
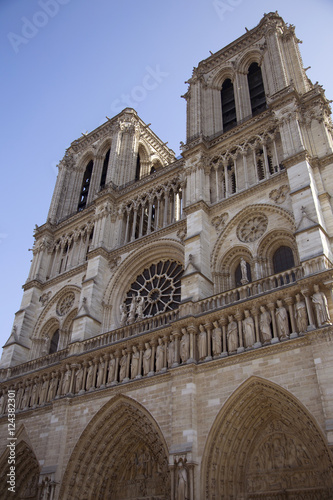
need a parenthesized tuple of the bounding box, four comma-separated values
(1, 12, 333, 499)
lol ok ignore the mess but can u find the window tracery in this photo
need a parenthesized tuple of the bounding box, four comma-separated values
(122, 260, 183, 323)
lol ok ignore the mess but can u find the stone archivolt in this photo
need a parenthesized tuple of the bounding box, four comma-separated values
(202, 377, 333, 499)
(59, 395, 170, 500)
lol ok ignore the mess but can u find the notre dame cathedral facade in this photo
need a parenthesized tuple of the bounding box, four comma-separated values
(1, 11, 333, 499)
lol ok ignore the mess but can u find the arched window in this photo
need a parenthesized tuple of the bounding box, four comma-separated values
(273, 246, 295, 273)
(100, 149, 110, 189)
(247, 63, 266, 116)
(135, 154, 141, 181)
(78, 160, 94, 211)
(221, 78, 237, 131)
(49, 330, 59, 354)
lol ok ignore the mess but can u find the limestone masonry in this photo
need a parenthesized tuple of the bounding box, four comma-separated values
(1, 12, 333, 500)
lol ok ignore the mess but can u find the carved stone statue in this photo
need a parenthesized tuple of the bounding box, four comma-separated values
(240, 257, 248, 283)
(119, 349, 127, 381)
(212, 321, 222, 356)
(198, 324, 207, 360)
(131, 345, 140, 378)
(180, 328, 190, 363)
(96, 357, 105, 388)
(30, 379, 39, 407)
(260, 305, 272, 342)
(176, 460, 188, 500)
(294, 294, 308, 333)
(136, 293, 145, 320)
(312, 284, 331, 326)
(167, 335, 174, 367)
(85, 361, 94, 391)
(128, 297, 136, 324)
(243, 310, 255, 347)
(47, 372, 58, 401)
(143, 342, 152, 375)
(155, 338, 164, 372)
(21, 382, 31, 409)
(39, 375, 49, 404)
(227, 315, 238, 352)
(275, 300, 289, 339)
(107, 354, 116, 384)
(62, 365, 72, 395)
(75, 365, 84, 393)
(120, 302, 127, 326)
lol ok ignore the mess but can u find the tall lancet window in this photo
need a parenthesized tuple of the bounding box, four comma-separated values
(135, 154, 141, 181)
(221, 78, 237, 132)
(100, 148, 110, 189)
(78, 160, 94, 212)
(247, 62, 266, 116)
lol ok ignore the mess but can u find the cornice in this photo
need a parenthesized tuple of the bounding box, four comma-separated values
(24, 263, 87, 291)
(183, 200, 210, 216)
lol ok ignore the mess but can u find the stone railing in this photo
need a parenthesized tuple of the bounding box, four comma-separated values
(0, 258, 332, 386)
(1, 277, 332, 417)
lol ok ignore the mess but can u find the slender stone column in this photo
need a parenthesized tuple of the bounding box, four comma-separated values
(243, 153, 249, 188)
(219, 316, 228, 356)
(131, 206, 138, 241)
(171, 330, 180, 367)
(251, 306, 261, 347)
(268, 302, 279, 342)
(124, 209, 130, 244)
(150, 339, 157, 374)
(284, 296, 297, 336)
(301, 288, 316, 329)
(263, 142, 270, 177)
(205, 322, 213, 360)
(187, 325, 197, 363)
(215, 167, 219, 201)
(147, 198, 153, 234)
(139, 204, 144, 238)
(235, 311, 244, 352)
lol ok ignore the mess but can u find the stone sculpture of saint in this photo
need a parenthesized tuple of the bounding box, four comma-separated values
(180, 328, 190, 363)
(16, 382, 24, 410)
(128, 297, 136, 324)
(260, 305, 272, 343)
(312, 284, 331, 326)
(143, 342, 152, 375)
(275, 300, 289, 339)
(136, 293, 145, 320)
(167, 336, 174, 367)
(85, 361, 94, 391)
(120, 302, 127, 326)
(212, 321, 222, 356)
(30, 379, 39, 407)
(155, 338, 164, 372)
(198, 324, 207, 360)
(243, 310, 255, 347)
(39, 375, 49, 404)
(47, 372, 58, 401)
(131, 345, 140, 378)
(240, 257, 248, 283)
(75, 365, 84, 393)
(119, 349, 127, 381)
(62, 365, 72, 395)
(176, 461, 188, 500)
(227, 315, 238, 352)
(294, 294, 308, 333)
(21, 382, 31, 409)
(96, 356, 105, 388)
(107, 354, 116, 384)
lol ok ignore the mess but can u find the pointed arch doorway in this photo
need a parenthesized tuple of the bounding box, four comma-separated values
(59, 395, 170, 499)
(202, 377, 333, 499)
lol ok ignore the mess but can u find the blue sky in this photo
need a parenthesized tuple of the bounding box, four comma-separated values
(0, 0, 332, 352)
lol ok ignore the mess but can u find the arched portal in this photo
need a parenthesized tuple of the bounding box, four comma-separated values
(59, 395, 170, 499)
(202, 377, 333, 499)
(0, 440, 39, 499)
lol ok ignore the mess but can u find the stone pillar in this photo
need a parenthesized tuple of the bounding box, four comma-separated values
(235, 310, 244, 353)
(268, 302, 279, 342)
(301, 288, 316, 329)
(150, 339, 157, 374)
(220, 316, 228, 356)
(205, 322, 213, 361)
(131, 206, 138, 241)
(187, 325, 197, 363)
(172, 330, 180, 367)
(284, 296, 297, 337)
(251, 306, 261, 347)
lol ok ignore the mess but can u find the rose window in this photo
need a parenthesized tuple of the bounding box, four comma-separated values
(237, 214, 268, 242)
(124, 260, 183, 318)
(56, 292, 75, 316)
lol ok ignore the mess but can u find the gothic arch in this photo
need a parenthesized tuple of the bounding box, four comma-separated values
(104, 239, 184, 325)
(210, 65, 236, 88)
(211, 204, 295, 272)
(0, 436, 40, 499)
(258, 229, 299, 275)
(59, 394, 170, 500)
(217, 245, 254, 290)
(95, 137, 112, 158)
(201, 376, 333, 499)
(237, 49, 264, 74)
(31, 285, 81, 343)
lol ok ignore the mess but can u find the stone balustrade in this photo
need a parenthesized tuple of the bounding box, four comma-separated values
(0, 275, 332, 415)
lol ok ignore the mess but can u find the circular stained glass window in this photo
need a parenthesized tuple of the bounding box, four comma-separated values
(124, 260, 183, 318)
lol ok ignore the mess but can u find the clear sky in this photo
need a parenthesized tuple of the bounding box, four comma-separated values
(0, 0, 332, 353)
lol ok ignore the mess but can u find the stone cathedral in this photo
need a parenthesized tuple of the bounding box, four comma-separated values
(1, 11, 333, 499)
